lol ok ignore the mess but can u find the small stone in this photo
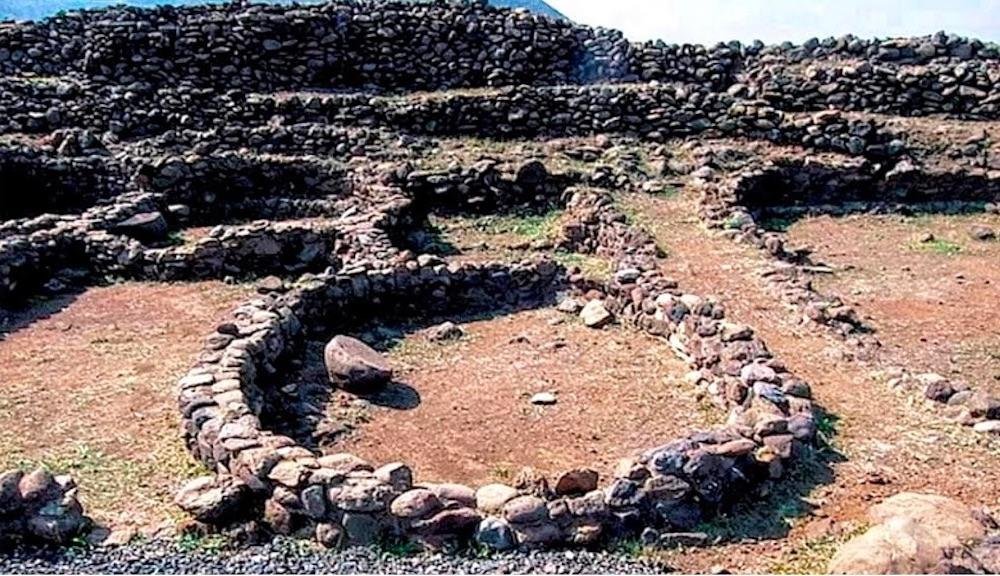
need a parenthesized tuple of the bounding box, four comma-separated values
(411, 506, 481, 536)
(425, 322, 464, 342)
(475, 517, 515, 551)
(530, 392, 557, 405)
(969, 225, 996, 241)
(554, 469, 599, 496)
(109, 211, 168, 242)
(0, 470, 24, 514)
(390, 489, 442, 519)
(374, 462, 412, 491)
(579, 299, 612, 328)
(741, 362, 777, 384)
(315, 522, 344, 548)
(316, 453, 373, 475)
(556, 297, 583, 314)
(342, 512, 382, 545)
(257, 276, 285, 293)
(18, 468, 57, 502)
(924, 379, 955, 403)
(427, 483, 476, 507)
(475, 484, 519, 514)
(973, 420, 1000, 435)
(614, 268, 641, 283)
(174, 475, 250, 525)
(503, 495, 549, 525)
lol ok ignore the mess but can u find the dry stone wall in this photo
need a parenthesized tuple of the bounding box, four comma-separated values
(168, 171, 824, 552)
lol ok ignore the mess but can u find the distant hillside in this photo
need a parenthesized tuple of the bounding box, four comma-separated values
(488, 0, 567, 21)
(0, 0, 570, 22)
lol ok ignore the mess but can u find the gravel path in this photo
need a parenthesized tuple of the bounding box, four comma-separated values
(0, 539, 668, 574)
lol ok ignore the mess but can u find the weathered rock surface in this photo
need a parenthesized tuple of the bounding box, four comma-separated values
(324, 335, 393, 393)
(829, 493, 992, 574)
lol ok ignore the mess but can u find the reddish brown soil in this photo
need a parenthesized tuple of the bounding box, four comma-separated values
(788, 213, 1000, 397)
(628, 189, 1000, 573)
(0, 282, 254, 533)
(336, 307, 715, 486)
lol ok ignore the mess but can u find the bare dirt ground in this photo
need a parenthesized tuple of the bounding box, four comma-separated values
(336, 307, 715, 487)
(625, 187, 1000, 573)
(0, 281, 254, 534)
(787, 212, 1000, 398)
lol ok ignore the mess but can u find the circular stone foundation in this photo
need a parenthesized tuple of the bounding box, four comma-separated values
(297, 307, 714, 485)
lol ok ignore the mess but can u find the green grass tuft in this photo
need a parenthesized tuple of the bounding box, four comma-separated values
(914, 238, 962, 255)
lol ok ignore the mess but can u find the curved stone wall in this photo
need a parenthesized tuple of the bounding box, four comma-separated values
(170, 174, 824, 551)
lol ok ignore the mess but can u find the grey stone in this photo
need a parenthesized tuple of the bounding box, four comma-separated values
(475, 517, 516, 551)
(324, 336, 393, 393)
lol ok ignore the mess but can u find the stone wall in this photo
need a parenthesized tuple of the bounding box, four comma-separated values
(740, 60, 1000, 118)
(252, 85, 905, 159)
(0, 145, 127, 220)
(0, 1, 630, 91)
(2, 2, 996, 122)
(169, 174, 823, 552)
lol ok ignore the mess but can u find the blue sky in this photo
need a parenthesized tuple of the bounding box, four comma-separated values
(1, 0, 998, 44)
(549, 0, 1000, 43)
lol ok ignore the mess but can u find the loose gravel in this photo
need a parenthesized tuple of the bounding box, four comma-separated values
(0, 538, 668, 574)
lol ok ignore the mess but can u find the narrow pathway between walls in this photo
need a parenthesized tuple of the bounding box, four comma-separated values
(625, 188, 1000, 573)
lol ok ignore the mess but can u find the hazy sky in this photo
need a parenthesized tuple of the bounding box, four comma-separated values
(547, 0, 1000, 44)
(1, 0, 998, 44)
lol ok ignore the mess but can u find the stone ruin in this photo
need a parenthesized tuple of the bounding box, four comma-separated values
(0, 0, 998, 556)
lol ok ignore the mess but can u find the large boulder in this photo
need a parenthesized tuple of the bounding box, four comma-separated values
(324, 336, 393, 393)
(174, 474, 252, 525)
(828, 493, 988, 574)
(828, 517, 952, 574)
(867, 492, 986, 547)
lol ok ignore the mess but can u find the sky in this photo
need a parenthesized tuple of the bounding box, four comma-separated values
(1, 0, 998, 45)
(548, 0, 1000, 44)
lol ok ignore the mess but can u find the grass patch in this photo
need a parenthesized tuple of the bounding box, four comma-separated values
(476, 210, 562, 240)
(3, 440, 209, 525)
(613, 536, 646, 558)
(913, 238, 962, 255)
(814, 410, 841, 448)
(758, 216, 795, 232)
(770, 523, 869, 574)
(553, 251, 613, 283)
(379, 536, 423, 557)
(177, 532, 229, 554)
(490, 464, 513, 482)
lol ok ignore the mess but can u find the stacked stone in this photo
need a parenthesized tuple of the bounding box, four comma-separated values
(744, 31, 998, 64)
(742, 59, 1000, 119)
(255, 84, 905, 159)
(142, 220, 338, 282)
(889, 371, 1000, 436)
(400, 159, 572, 214)
(132, 152, 351, 221)
(0, 1, 630, 91)
(139, 125, 418, 160)
(629, 41, 742, 89)
(0, 144, 129, 220)
(174, 257, 564, 546)
(173, 250, 819, 551)
(0, 78, 226, 138)
(694, 152, 1000, 345)
(559, 188, 663, 271)
(0, 468, 89, 545)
